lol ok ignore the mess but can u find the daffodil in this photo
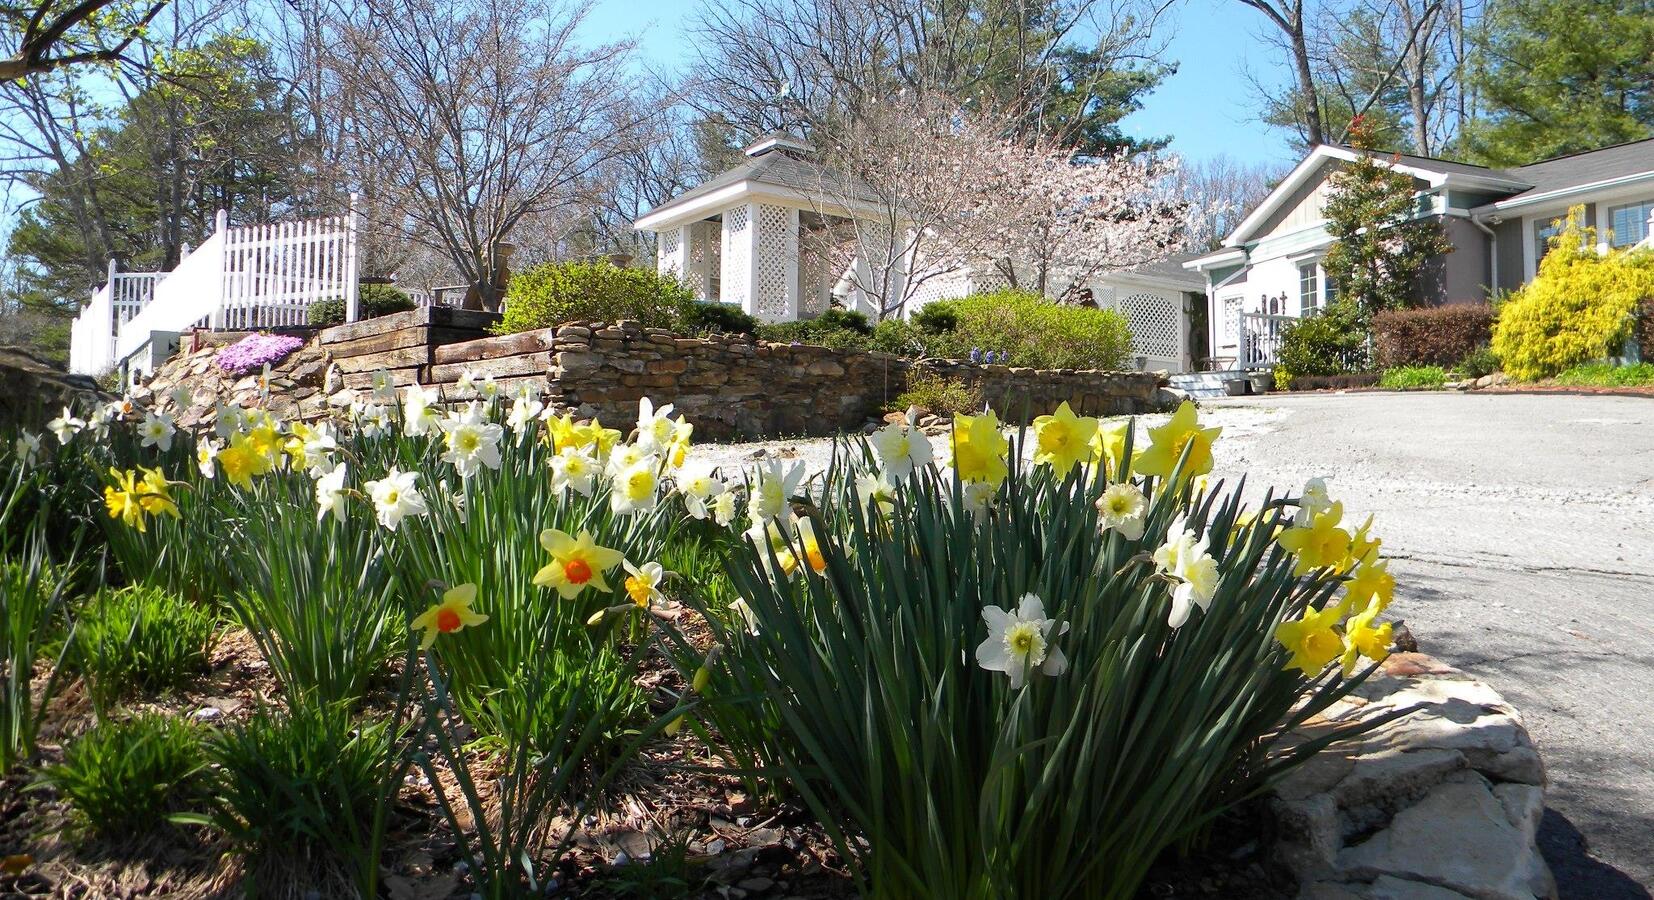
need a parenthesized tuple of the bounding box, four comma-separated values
(949, 410, 1009, 487)
(1032, 401, 1098, 473)
(1339, 603, 1393, 676)
(402, 385, 440, 437)
(1153, 520, 1220, 628)
(975, 593, 1070, 689)
(138, 412, 175, 452)
(47, 407, 84, 445)
(195, 439, 219, 479)
(1135, 401, 1221, 481)
(245, 422, 283, 466)
(216, 433, 272, 489)
(369, 368, 396, 404)
(623, 560, 666, 608)
(13, 431, 41, 465)
(666, 420, 693, 469)
(747, 458, 803, 526)
(1295, 477, 1333, 526)
(506, 394, 544, 433)
(870, 420, 934, 479)
(364, 467, 428, 531)
(636, 397, 678, 453)
(1349, 514, 1382, 565)
(1275, 604, 1345, 677)
(549, 446, 600, 496)
(134, 467, 179, 519)
(1276, 501, 1353, 575)
(533, 528, 625, 599)
(678, 465, 727, 520)
(728, 597, 759, 635)
(606, 441, 650, 477)
(710, 489, 739, 527)
(440, 402, 504, 478)
(315, 462, 350, 523)
(410, 583, 489, 649)
(1089, 419, 1133, 476)
(792, 518, 827, 575)
(1095, 483, 1147, 540)
(854, 470, 898, 519)
(103, 468, 144, 530)
(1342, 554, 1395, 614)
(611, 458, 662, 515)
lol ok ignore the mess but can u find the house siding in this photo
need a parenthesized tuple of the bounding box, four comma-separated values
(1254, 163, 1342, 240)
(1440, 216, 1491, 301)
(1493, 217, 1524, 293)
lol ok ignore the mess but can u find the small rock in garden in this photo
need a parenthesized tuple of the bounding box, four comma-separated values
(191, 707, 222, 721)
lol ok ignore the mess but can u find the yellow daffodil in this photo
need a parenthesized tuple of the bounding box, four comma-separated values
(1349, 515, 1382, 565)
(1275, 604, 1345, 677)
(533, 528, 625, 599)
(1276, 502, 1353, 575)
(134, 466, 179, 519)
(410, 583, 489, 649)
(1339, 603, 1393, 676)
(1031, 401, 1098, 473)
(215, 434, 270, 488)
(623, 560, 666, 608)
(103, 468, 144, 530)
(1088, 419, 1131, 476)
(949, 410, 1009, 487)
(1135, 401, 1221, 481)
(1341, 554, 1395, 615)
(794, 518, 827, 575)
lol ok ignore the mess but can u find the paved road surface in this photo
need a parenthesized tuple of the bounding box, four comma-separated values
(702, 391, 1654, 897)
(1203, 392, 1654, 899)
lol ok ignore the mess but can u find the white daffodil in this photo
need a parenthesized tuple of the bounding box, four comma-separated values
(364, 467, 428, 531)
(456, 369, 478, 397)
(402, 385, 440, 438)
(439, 402, 504, 478)
(1095, 483, 1147, 541)
(315, 462, 349, 523)
(677, 465, 727, 520)
(728, 597, 759, 635)
(635, 397, 678, 453)
(1153, 519, 1221, 628)
(169, 385, 194, 410)
(475, 374, 499, 402)
(854, 470, 898, 519)
(14, 430, 42, 464)
(138, 411, 176, 452)
(302, 422, 340, 477)
(976, 593, 1070, 689)
(747, 458, 803, 526)
(1296, 476, 1334, 527)
(369, 369, 397, 404)
(46, 407, 84, 445)
(214, 401, 246, 439)
(506, 394, 544, 433)
(196, 438, 220, 479)
(611, 458, 662, 516)
(606, 441, 649, 477)
(710, 489, 739, 527)
(622, 560, 667, 609)
(958, 479, 997, 520)
(359, 403, 392, 437)
(549, 446, 600, 496)
(869, 421, 933, 480)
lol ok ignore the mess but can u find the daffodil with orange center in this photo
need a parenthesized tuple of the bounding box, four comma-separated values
(1134, 401, 1221, 481)
(533, 528, 625, 599)
(411, 583, 489, 650)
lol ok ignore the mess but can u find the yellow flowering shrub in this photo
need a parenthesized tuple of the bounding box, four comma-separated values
(1491, 206, 1654, 381)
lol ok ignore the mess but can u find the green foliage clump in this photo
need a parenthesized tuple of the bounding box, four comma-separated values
(45, 713, 206, 836)
(757, 314, 876, 352)
(1456, 346, 1500, 379)
(680, 302, 758, 335)
(307, 284, 417, 326)
(1491, 208, 1654, 381)
(1274, 303, 1371, 389)
(895, 369, 984, 416)
(71, 585, 217, 711)
(1553, 362, 1654, 387)
(920, 291, 1135, 370)
(201, 703, 399, 864)
(497, 260, 696, 334)
(0, 541, 76, 775)
(1378, 366, 1448, 390)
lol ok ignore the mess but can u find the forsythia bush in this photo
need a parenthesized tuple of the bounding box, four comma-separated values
(1492, 207, 1654, 381)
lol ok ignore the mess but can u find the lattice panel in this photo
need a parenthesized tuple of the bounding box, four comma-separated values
(755, 205, 793, 319)
(656, 228, 682, 278)
(798, 240, 833, 316)
(721, 206, 750, 308)
(1116, 291, 1181, 360)
(1220, 295, 1242, 346)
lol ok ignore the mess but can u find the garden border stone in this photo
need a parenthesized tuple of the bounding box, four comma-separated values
(1277, 652, 1556, 900)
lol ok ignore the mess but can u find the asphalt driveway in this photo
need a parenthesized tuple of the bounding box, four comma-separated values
(1204, 392, 1654, 898)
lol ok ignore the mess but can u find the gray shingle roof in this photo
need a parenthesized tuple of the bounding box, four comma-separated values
(640, 150, 846, 223)
(1499, 138, 1654, 200)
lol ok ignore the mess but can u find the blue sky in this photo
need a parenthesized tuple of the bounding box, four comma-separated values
(579, 0, 1300, 169)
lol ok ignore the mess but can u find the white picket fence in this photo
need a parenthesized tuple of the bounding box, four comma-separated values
(70, 202, 360, 376)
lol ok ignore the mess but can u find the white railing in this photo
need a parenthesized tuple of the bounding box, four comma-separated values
(70, 200, 359, 375)
(1237, 311, 1295, 368)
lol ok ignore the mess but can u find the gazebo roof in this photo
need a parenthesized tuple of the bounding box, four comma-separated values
(633, 134, 877, 232)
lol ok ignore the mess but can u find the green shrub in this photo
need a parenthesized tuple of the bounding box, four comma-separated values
(1553, 362, 1654, 387)
(870, 318, 926, 356)
(46, 713, 206, 836)
(895, 369, 983, 416)
(307, 283, 417, 326)
(1372, 304, 1495, 368)
(71, 585, 217, 711)
(1378, 366, 1448, 390)
(1456, 346, 1500, 379)
(1275, 302, 1370, 388)
(1491, 207, 1654, 381)
(923, 291, 1134, 370)
(814, 308, 872, 335)
(497, 260, 695, 334)
(911, 301, 959, 334)
(201, 703, 399, 864)
(681, 302, 758, 335)
(757, 317, 876, 352)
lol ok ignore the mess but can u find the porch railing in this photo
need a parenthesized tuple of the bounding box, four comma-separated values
(1237, 311, 1295, 368)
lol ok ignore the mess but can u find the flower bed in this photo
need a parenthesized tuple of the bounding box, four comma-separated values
(1, 367, 1417, 898)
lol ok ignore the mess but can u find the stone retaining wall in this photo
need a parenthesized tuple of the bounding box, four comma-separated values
(138, 313, 1166, 440)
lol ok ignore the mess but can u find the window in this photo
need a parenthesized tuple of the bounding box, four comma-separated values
(1608, 200, 1654, 248)
(1533, 218, 1563, 265)
(1298, 262, 1320, 316)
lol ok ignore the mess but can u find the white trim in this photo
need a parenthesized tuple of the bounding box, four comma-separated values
(1182, 247, 1246, 271)
(633, 179, 887, 233)
(1473, 171, 1654, 215)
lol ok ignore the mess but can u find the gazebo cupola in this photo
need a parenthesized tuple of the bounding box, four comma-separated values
(634, 133, 857, 323)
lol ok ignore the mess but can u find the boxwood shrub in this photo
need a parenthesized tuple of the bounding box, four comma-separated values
(306, 283, 417, 326)
(497, 260, 696, 333)
(917, 291, 1135, 370)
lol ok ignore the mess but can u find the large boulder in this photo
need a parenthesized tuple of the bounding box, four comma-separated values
(0, 346, 110, 430)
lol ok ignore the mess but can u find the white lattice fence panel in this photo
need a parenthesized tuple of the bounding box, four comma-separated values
(1219, 295, 1242, 347)
(657, 228, 682, 278)
(1116, 291, 1181, 360)
(754, 205, 792, 319)
(721, 206, 750, 308)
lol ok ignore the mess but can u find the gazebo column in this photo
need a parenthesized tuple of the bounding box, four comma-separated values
(656, 224, 689, 282)
(720, 202, 758, 314)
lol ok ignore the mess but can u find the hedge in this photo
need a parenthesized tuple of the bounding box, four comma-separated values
(497, 260, 696, 334)
(918, 291, 1134, 370)
(1638, 299, 1654, 361)
(1371, 304, 1495, 369)
(306, 283, 416, 326)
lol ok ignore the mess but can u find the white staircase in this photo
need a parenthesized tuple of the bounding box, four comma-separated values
(1168, 370, 1255, 400)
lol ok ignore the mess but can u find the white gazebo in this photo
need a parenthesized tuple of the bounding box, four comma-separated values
(632, 135, 1205, 372)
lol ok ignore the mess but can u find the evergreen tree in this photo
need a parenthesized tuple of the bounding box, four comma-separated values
(1467, 0, 1654, 165)
(1321, 116, 1454, 315)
